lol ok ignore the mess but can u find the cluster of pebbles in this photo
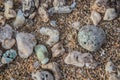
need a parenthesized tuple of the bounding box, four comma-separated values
(0, 0, 119, 80)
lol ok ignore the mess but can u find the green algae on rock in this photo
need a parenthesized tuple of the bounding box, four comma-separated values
(1, 49, 17, 64)
(78, 25, 106, 51)
(35, 45, 49, 64)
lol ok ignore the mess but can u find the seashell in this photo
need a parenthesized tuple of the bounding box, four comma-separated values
(78, 25, 106, 51)
(16, 32, 36, 58)
(2, 39, 15, 49)
(90, 11, 101, 25)
(103, 8, 118, 20)
(38, 7, 49, 22)
(13, 10, 25, 28)
(1, 49, 17, 64)
(34, 45, 49, 64)
(0, 24, 13, 43)
(39, 27, 59, 46)
(91, 0, 109, 13)
(32, 70, 54, 80)
(42, 62, 62, 80)
(4, 0, 16, 19)
(51, 42, 65, 57)
(64, 51, 97, 69)
(53, 0, 66, 7)
(105, 61, 116, 74)
(71, 21, 80, 30)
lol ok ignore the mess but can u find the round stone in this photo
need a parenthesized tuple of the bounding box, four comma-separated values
(78, 25, 106, 51)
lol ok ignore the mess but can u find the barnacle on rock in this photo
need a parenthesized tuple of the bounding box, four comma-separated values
(39, 27, 59, 46)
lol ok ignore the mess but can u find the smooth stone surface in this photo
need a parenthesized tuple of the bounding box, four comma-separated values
(2, 39, 15, 49)
(16, 32, 36, 58)
(32, 70, 54, 80)
(35, 45, 49, 64)
(78, 25, 106, 51)
(1, 49, 17, 64)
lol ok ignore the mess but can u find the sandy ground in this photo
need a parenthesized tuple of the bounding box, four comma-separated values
(0, 0, 120, 80)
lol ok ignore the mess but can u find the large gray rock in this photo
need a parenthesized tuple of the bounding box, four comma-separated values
(78, 25, 106, 51)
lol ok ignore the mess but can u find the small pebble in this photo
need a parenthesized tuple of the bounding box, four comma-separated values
(71, 21, 80, 30)
(78, 25, 106, 51)
(2, 39, 15, 49)
(1, 49, 17, 64)
(32, 70, 54, 80)
(53, 0, 66, 7)
(50, 20, 57, 27)
(90, 11, 101, 25)
(33, 61, 40, 69)
(35, 45, 49, 64)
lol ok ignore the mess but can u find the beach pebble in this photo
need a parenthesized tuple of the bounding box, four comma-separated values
(105, 61, 116, 74)
(1, 49, 17, 64)
(50, 20, 57, 27)
(2, 39, 15, 49)
(104, 8, 118, 20)
(13, 10, 25, 28)
(16, 32, 36, 58)
(38, 7, 49, 22)
(53, 0, 66, 7)
(39, 27, 59, 46)
(4, 0, 16, 19)
(42, 62, 62, 80)
(0, 24, 13, 43)
(32, 70, 54, 80)
(34, 45, 49, 64)
(71, 22, 80, 30)
(0, 15, 5, 26)
(33, 61, 40, 69)
(78, 25, 106, 51)
(51, 42, 65, 57)
(90, 11, 102, 25)
(64, 51, 97, 69)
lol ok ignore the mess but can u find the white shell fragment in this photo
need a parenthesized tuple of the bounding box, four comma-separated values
(38, 7, 49, 22)
(32, 70, 54, 80)
(13, 10, 25, 28)
(42, 62, 62, 80)
(64, 51, 97, 69)
(90, 11, 102, 25)
(104, 8, 118, 20)
(4, 0, 16, 19)
(105, 61, 116, 74)
(71, 22, 80, 30)
(16, 32, 36, 58)
(53, 0, 66, 7)
(39, 27, 59, 46)
(51, 42, 65, 57)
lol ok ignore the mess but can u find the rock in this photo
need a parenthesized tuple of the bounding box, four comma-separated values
(39, 27, 59, 46)
(16, 32, 36, 58)
(104, 8, 118, 20)
(38, 7, 49, 22)
(90, 11, 102, 25)
(51, 42, 65, 57)
(71, 21, 80, 30)
(0, 15, 5, 26)
(53, 0, 66, 7)
(42, 62, 62, 80)
(91, 0, 109, 13)
(34, 45, 49, 64)
(13, 10, 25, 28)
(33, 61, 40, 69)
(0, 24, 13, 42)
(105, 61, 116, 74)
(78, 25, 106, 51)
(4, 0, 16, 19)
(1, 49, 17, 64)
(32, 70, 54, 80)
(50, 20, 57, 27)
(2, 39, 15, 49)
(64, 51, 97, 69)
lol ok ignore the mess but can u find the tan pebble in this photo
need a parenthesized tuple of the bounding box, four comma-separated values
(2, 39, 15, 49)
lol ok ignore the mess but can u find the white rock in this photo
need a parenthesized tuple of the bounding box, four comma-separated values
(39, 27, 59, 46)
(104, 8, 118, 20)
(42, 62, 62, 80)
(13, 10, 25, 28)
(64, 51, 97, 69)
(90, 11, 101, 25)
(51, 42, 65, 57)
(16, 32, 36, 58)
(71, 22, 80, 30)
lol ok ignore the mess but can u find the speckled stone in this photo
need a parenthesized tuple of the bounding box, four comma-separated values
(78, 25, 106, 51)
